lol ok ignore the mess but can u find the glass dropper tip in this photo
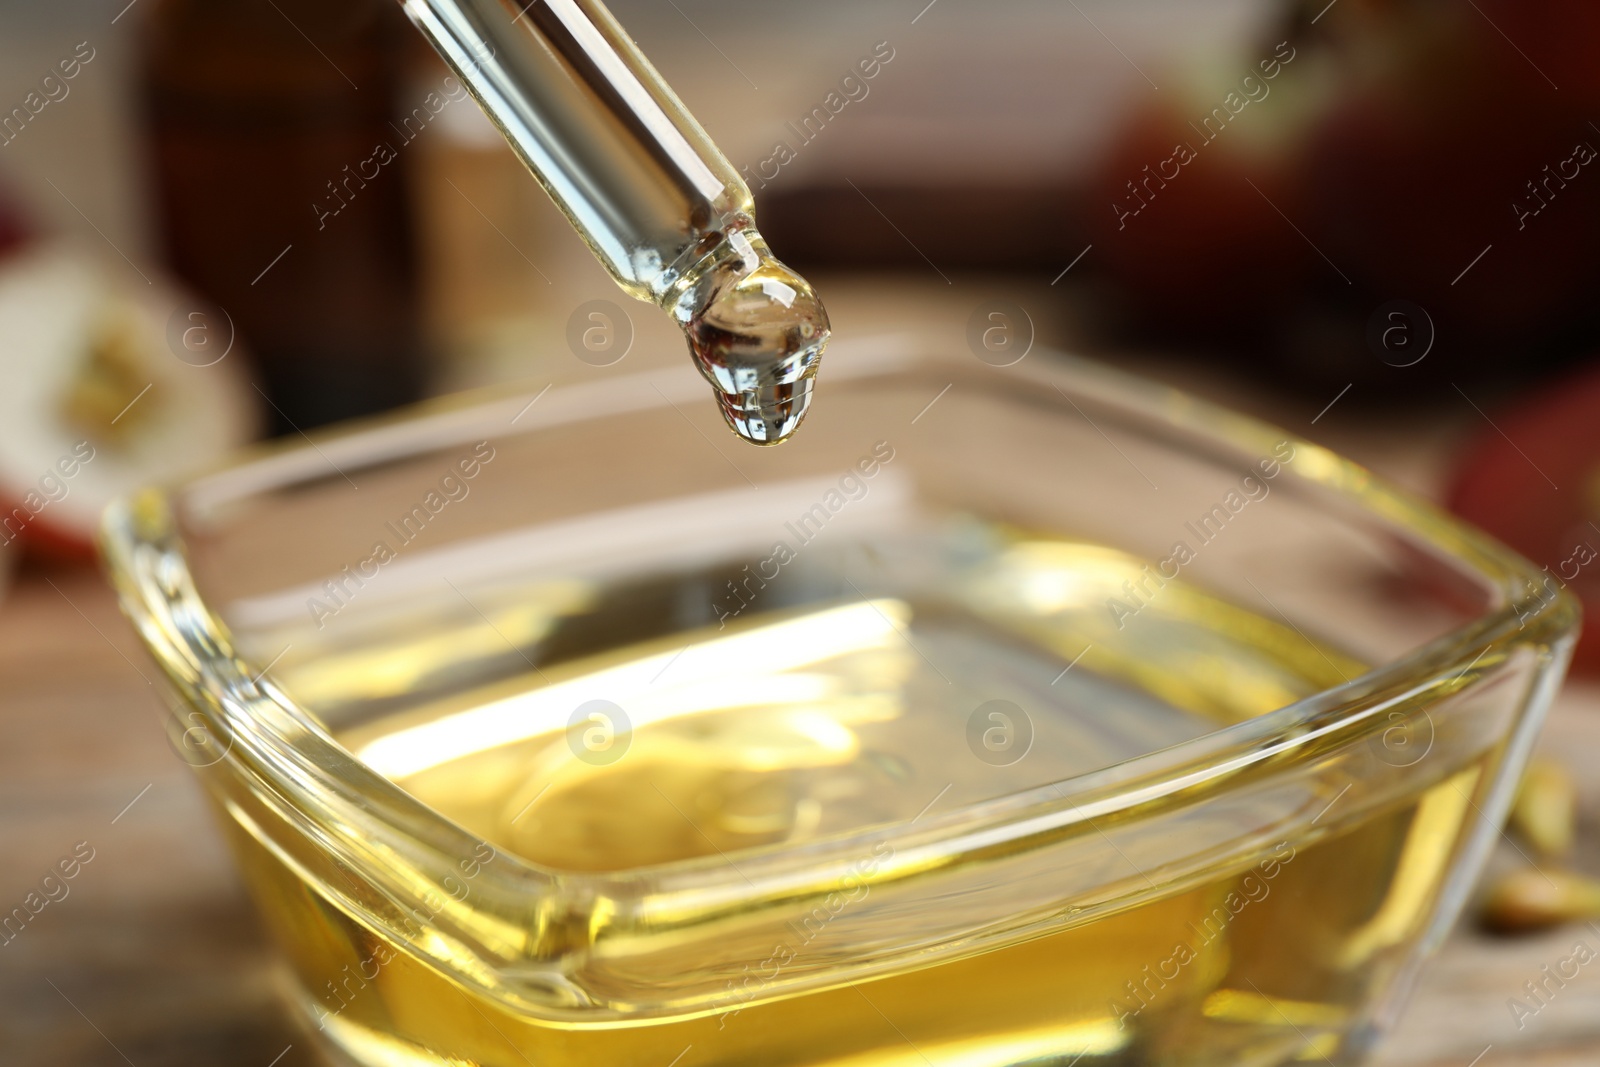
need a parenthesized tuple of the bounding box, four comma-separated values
(678, 231, 829, 446)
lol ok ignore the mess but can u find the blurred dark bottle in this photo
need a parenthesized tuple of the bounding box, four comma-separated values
(142, 0, 426, 433)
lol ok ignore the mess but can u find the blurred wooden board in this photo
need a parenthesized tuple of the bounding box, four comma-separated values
(0, 567, 1598, 1067)
(0, 569, 312, 1067)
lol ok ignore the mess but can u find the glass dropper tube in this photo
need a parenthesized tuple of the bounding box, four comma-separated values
(400, 0, 829, 444)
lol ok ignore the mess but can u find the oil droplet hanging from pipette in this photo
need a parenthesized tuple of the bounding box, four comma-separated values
(671, 227, 827, 444)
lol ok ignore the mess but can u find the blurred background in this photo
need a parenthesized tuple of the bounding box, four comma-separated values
(3, 0, 1600, 1063)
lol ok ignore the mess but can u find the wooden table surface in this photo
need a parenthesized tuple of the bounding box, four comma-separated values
(2, 543, 1598, 1066)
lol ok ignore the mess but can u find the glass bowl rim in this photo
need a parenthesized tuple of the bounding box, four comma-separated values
(101, 336, 1581, 902)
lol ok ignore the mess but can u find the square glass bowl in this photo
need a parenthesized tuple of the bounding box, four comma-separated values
(102, 340, 1577, 1067)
